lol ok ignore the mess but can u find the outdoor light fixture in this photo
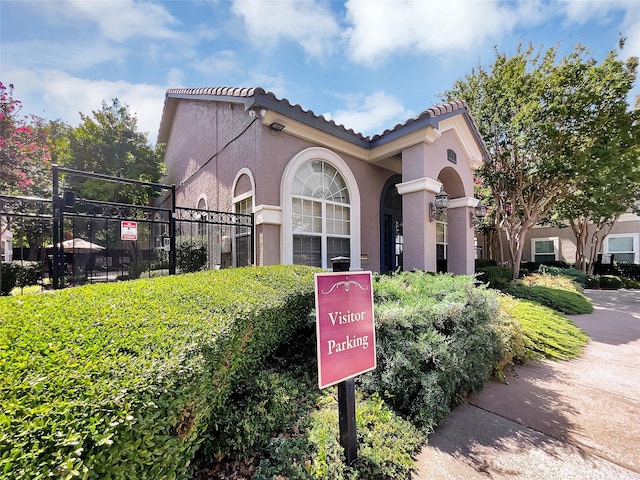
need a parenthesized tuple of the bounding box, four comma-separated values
(470, 200, 487, 228)
(269, 122, 285, 132)
(429, 186, 449, 222)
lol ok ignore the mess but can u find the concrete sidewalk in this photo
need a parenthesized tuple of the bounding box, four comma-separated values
(413, 289, 640, 480)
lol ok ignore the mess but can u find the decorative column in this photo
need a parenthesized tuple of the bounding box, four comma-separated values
(446, 197, 479, 275)
(397, 177, 442, 272)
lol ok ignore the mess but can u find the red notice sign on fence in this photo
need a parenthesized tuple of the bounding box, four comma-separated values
(315, 271, 376, 389)
(120, 221, 137, 241)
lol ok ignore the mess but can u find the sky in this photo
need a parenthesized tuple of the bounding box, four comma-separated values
(1, 0, 639, 144)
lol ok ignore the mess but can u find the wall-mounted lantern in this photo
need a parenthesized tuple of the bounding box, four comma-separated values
(429, 186, 449, 222)
(470, 200, 487, 228)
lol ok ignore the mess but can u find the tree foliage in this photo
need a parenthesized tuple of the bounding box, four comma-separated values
(65, 98, 165, 204)
(444, 44, 638, 277)
(0, 82, 52, 198)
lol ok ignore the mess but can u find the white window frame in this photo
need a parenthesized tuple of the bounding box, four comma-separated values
(232, 168, 256, 266)
(281, 147, 361, 270)
(531, 237, 559, 263)
(604, 233, 639, 264)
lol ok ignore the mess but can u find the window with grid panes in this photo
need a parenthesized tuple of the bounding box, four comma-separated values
(291, 161, 350, 267)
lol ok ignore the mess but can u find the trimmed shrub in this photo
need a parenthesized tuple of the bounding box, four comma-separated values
(504, 284, 593, 314)
(176, 240, 208, 273)
(475, 265, 513, 289)
(0, 261, 18, 295)
(615, 263, 640, 281)
(599, 275, 623, 290)
(475, 258, 497, 268)
(0, 265, 319, 480)
(585, 275, 600, 289)
(361, 272, 501, 431)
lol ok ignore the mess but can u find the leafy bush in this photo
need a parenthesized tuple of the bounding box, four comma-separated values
(585, 275, 600, 289)
(599, 274, 623, 290)
(0, 261, 18, 295)
(253, 392, 423, 480)
(504, 284, 593, 314)
(475, 265, 513, 289)
(0, 265, 319, 480)
(498, 295, 589, 360)
(475, 258, 497, 268)
(177, 240, 208, 273)
(615, 263, 640, 281)
(621, 277, 640, 289)
(361, 272, 501, 431)
(11, 260, 42, 288)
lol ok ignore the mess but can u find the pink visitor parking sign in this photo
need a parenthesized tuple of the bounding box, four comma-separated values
(315, 271, 376, 389)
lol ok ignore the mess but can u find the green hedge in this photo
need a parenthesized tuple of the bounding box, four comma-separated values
(360, 272, 501, 431)
(0, 265, 319, 480)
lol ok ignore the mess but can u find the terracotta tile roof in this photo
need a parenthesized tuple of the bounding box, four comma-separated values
(162, 87, 485, 157)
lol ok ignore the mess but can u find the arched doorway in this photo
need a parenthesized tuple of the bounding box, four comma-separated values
(380, 174, 403, 273)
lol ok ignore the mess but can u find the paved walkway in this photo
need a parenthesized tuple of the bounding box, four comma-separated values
(413, 289, 640, 480)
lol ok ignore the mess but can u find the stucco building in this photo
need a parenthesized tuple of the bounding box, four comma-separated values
(158, 87, 489, 274)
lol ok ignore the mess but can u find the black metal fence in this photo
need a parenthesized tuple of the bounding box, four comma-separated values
(1, 166, 254, 291)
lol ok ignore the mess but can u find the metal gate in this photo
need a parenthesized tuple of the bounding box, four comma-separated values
(0, 166, 254, 291)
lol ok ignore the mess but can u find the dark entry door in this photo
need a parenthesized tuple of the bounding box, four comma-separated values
(380, 175, 403, 273)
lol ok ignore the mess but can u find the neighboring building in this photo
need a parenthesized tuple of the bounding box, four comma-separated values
(521, 212, 640, 266)
(158, 87, 489, 273)
(1, 221, 12, 261)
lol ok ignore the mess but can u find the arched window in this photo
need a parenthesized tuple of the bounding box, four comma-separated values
(282, 147, 360, 270)
(232, 168, 255, 267)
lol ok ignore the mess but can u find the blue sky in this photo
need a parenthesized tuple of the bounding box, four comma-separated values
(1, 0, 639, 143)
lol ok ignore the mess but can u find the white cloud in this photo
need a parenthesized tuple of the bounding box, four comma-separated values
(324, 91, 414, 136)
(2, 39, 125, 73)
(343, 0, 541, 65)
(194, 51, 242, 75)
(6, 67, 166, 142)
(49, 0, 181, 42)
(231, 0, 340, 58)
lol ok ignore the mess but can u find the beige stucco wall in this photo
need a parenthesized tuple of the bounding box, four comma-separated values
(489, 213, 640, 265)
(399, 129, 479, 273)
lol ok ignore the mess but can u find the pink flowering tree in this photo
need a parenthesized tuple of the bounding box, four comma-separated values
(0, 82, 52, 197)
(1, 82, 53, 260)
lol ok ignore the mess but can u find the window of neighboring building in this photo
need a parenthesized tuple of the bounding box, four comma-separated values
(532, 237, 559, 263)
(605, 233, 639, 264)
(291, 160, 350, 268)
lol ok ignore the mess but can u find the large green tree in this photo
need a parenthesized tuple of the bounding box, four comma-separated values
(444, 44, 638, 278)
(65, 98, 164, 204)
(64, 99, 165, 274)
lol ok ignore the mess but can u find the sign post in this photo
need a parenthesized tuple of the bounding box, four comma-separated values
(315, 268, 376, 464)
